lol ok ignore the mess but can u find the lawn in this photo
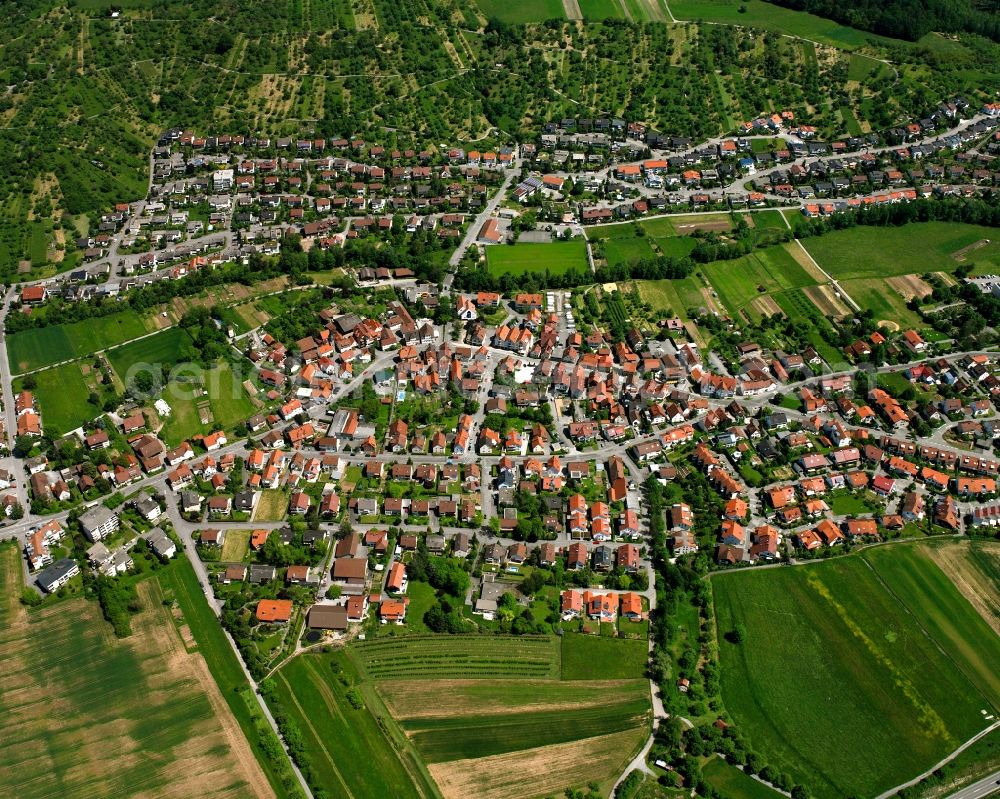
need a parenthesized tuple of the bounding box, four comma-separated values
(18, 361, 93, 434)
(351, 634, 562, 680)
(0, 544, 277, 799)
(712, 550, 1000, 799)
(702, 756, 787, 799)
(827, 491, 879, 516)
(561, 633, 649, 680)
(8, 309, 152, 373)
(158, 361, 257, 446)
(638, 276, 706, 317)
(487, 240, 589, 277)
(667, 0, 901, 49)
(269, 651, 436, 799)
(475, 0, 565, 22)
(801, 222, 1000, 280)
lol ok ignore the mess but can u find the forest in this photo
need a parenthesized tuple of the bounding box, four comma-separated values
(764, 0, 1000, 42)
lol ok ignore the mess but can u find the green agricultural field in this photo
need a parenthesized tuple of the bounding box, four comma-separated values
(269, 651, 436, 799)
(8, 310, 153, 373)
(0, 545, 279, 799)
(107, 326, 194, 379)
(712, 550, 1000, 799)
(17, 362, 93, 435)
(561, 632, 649, 680)
(403, 692, 651, 761)
(637, 275, 709, 325)
(590, 221, 662, 240)
(702, 756, 787, 799)
(352, 634, 562, 680)
(487, 240, 589, 277)
(475, 0, 565, 23)
(838, 277, 922, 327)
(373, 675, 651, 799)
(156, 557, 298, 797)
(667, 0, 899, 49)
(801, 222, 1000, 279)
(847, 53, 882, 82)
(158, 361, 256, 446)
(748, 209, 789, 231)
(604, 236, 657, 267)
(579, 0, 627, 20)
(862, 545, 1000, 706)
(701, 245, 817, 319)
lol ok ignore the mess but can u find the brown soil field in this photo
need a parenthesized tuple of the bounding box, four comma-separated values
(925, 541, 1000, 638)
(675, 219, 731, 234)
(428, 729, 646, 799)
(804, 283, 851, 317)
(887, 274, 933, 301)
(0, 548, 273, 799)
(750, 295, 785, 318)
(380, 679, 646, 719)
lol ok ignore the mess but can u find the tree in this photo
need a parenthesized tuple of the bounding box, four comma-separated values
(726, 623, 747, 644)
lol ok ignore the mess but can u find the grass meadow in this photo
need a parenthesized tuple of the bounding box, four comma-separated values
(702, 756, 788, 799)
(579, 0, 627, 20)
(107, 326, 193, 378)
(8, 309, 152, 373)
(801, 222, 1000, 279)
(158, 361, 256, 446)
(475, 0, 565, 22)
(712, 547, 1000, 799)
(16, 361, 93, 434)
(486, 240, 589, 277)
(667, 0, 900, 49)
(561, 632, 649, 680)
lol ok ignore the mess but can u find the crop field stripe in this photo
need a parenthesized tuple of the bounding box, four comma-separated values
(274, 669, 356, 799)
(862, 545, 1000, 708)
(158, 558, 295, 798)
(405, 696, 652, 762)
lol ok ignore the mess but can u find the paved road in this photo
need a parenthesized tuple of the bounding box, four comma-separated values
(0, 288, 31, 511)
(446, 159, 520, 279)
(945, 772, 1000, 799)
